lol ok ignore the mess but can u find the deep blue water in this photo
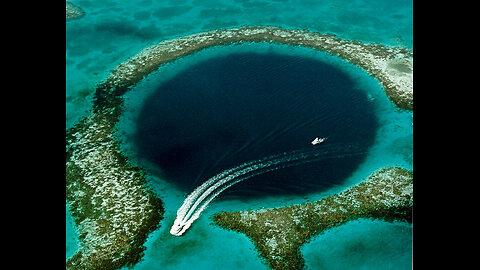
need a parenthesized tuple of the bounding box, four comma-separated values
(133, 52, 378, 200)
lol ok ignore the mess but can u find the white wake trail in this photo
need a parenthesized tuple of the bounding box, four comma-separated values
(170, 144, 363, 236)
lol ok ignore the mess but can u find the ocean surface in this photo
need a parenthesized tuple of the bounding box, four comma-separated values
(66, 0, 413, 269)
(131, 51, 377, 199)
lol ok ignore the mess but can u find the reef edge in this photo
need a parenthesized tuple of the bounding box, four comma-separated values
(213, 166, 413, 270)
(103, 26, 413, 110)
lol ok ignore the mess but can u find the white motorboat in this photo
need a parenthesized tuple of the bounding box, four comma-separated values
(311, 137, 326, 145)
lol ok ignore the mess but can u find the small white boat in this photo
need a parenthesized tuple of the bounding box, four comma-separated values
(311, 137, 326, 145)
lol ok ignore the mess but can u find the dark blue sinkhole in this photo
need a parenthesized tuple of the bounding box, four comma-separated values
(132, 52, 378, 200)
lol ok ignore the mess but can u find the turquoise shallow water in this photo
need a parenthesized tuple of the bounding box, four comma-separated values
(301, 219, 412, 270)
(65, 204, 79, 260)
(66, 0, 413, 268)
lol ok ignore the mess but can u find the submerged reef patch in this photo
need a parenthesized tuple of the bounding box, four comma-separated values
(66, 1, 85, 21)
(213, 167, 413, 270)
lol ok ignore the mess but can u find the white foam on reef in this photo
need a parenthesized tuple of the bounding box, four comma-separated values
(170, 144, 364, 236)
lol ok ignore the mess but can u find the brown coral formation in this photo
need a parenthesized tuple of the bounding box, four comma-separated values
(213, 167, 413, 270)
(66, 92, 164, 269)
(66, 1, 85, 21)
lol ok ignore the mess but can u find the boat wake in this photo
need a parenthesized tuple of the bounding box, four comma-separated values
(170, 143, 365, 236)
